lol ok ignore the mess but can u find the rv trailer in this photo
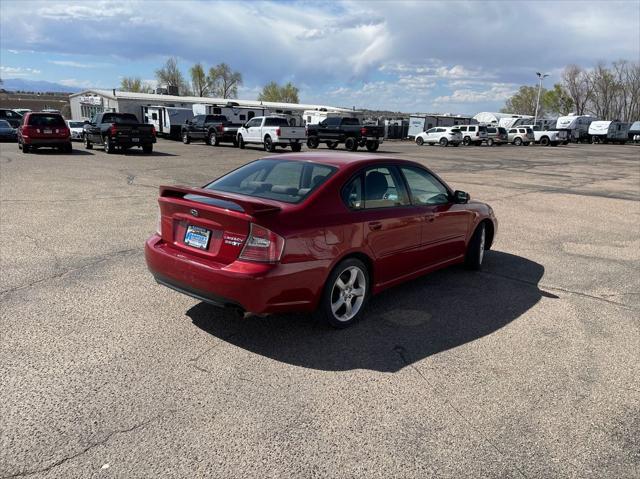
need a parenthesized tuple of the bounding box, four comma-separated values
(555, 114, 597, 142)
(143, 106, 194, 139)
(588, 121, 630, 144)
(192, 103, 267, 124)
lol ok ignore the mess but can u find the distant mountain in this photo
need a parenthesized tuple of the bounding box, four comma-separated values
(0, 78, 83, 93)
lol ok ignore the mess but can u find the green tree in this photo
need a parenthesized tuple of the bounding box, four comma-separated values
(190, 63, 210, 97)
(258, 81, 300, 103)
(542, 84, 574, 116)
(155, 57, 190, 95)
(500, 85, 541, 116)
(120, 77, 152, 93)
(208, 63, 242, 98)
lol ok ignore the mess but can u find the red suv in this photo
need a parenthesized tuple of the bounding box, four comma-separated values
(18, 112, 72, 154)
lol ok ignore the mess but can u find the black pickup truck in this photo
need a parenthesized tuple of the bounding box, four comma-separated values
(83, 112, 155, 154)
(181, 114, 240, 146)
(306, 117, 384, 151)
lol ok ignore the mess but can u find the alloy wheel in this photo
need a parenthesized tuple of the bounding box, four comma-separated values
(330, 266, 366, 322)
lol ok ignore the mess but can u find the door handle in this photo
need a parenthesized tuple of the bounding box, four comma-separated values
(368, 221, 382, 231)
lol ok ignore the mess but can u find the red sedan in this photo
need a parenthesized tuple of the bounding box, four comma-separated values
(145, 153, 497, 328)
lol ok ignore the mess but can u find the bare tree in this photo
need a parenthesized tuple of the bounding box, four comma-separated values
(562, 65, 592, 115)
(190, 63, 210, 97)
(208, 63, 242, 99)
(588, 62, 620, 120)
(611, 60, 640, 121)
(155, 57, 190, 95)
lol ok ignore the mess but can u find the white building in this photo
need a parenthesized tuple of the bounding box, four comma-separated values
(69, 89, 355, 122)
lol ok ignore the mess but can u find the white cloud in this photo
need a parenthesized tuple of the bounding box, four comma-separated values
(0, 66, 41, 77)
(48, 60, 112, 68)
(434, 83, 518, 104)
(58, 78, 95, 88)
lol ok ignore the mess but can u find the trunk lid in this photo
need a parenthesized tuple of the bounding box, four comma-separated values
(158, 186, 281, 264)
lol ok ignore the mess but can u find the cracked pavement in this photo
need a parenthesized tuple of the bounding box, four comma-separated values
(0, 139, 639, 478)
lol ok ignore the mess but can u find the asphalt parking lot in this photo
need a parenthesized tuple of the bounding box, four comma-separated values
(1, 138, 639, 478)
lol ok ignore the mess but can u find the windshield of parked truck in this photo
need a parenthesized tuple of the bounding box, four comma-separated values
(102, 113, 139, 125)
(341, 118, 360, 125)
(264, 117, 290, 127)
(206, 159, 337, 204)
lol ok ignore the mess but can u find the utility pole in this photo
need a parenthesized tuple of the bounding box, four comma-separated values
(534, 72, 549, 125)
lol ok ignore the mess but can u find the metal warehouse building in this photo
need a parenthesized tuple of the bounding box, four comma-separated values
(69, 89, 353, 122)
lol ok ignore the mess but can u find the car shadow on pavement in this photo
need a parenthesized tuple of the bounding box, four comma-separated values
(19, 148, 95, 155)
(187, 251, 549, 372)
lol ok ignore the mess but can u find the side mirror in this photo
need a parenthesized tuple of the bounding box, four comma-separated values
(453, 190, 470, 204)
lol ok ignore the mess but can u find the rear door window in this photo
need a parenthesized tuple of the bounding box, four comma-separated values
(362, 167, 409, 209)
(468, 126, 476, 132)
(28, 114, 66, 127)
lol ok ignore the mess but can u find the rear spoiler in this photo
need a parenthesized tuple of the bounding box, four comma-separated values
(159, 185, 281, 215)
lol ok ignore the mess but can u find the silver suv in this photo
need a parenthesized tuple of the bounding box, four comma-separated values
(508, 127, 535, 146)
(458, 124, 488, 146)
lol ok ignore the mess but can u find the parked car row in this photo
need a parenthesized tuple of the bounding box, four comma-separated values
(414, 124, 569, 147)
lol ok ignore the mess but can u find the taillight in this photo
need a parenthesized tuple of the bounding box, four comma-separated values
(275, 127, 281, 137)
(151, 126, 157, 137)
(217, 124, 224, 133)
(61, 127, 70, 137)
(239, 223, 285, 263)
(360, 127, 367, 136)
(21, 125, 34, 137)
(108, 123, 118, 135)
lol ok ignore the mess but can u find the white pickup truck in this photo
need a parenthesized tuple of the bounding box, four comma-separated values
(529, 125, 568, 146)
(237, 116, 306, 152)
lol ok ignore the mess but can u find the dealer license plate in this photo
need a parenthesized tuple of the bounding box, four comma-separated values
(184, 225, 211, 250)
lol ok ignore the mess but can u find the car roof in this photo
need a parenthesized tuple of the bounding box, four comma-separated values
(262, 152, 423, 169)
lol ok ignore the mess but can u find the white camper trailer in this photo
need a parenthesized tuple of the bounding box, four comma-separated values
(473, 112, 533, 129)
(588, 121, 630, 144)
(192, 103, 267, 124)
(555, 114, 596, 142)
(302, 109, 347, 125)
(143, 106, 194, 139)
(408, 114, 475, 138)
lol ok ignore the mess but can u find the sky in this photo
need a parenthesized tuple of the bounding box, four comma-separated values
(1, 0, 638, 114)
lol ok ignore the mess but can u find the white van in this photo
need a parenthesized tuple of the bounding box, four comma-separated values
(588, 121, 630, 144)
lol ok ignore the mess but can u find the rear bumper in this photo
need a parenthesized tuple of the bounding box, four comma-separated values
(112, 137, 156, 147)
(22, 137, 70, 146)
(145, 235, 327, 314)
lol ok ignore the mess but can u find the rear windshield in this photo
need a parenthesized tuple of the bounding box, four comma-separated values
(102, 113, 139, 125)
(264, 117, 290, 127)
(341, 117, 360, 125)
(478, 125, 487, 132)
(487, 127, 496, 133)
(206, 159, 336, 204)
(68, 121, 84, 128)
(28, 114, 66, 127)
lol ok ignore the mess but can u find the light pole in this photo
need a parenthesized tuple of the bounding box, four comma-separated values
(534, 72, 549, 125)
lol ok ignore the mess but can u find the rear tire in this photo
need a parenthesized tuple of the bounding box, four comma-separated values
(291, 142, 302, 152)
(104, 138, 114, 154)
(84, 135, 93, 149)
(182, 132, 190, 144)
(487, 138, 494, 146)
(540, 136, 550, 146)
(439, 137, 448, 147)
(416, 136, 424, 146)
(264, 135, 276, 152)
(345, 137, 358, 151)
(22, 143, 30, 154)
(514, 137, 522, 146)
(143, 145, 153, 154)
(320, 258, 370, 329)
(64, 143, 73, 154)
(365, 140, 379, 152)
(307, 136, 319, 149)
(238, 135, 245, 149)
(465, 223, 487, 271)
(207, 132, 217, 146)
(463, 136, 471, 146)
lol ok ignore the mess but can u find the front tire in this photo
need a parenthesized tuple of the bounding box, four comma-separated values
(84, 135, 93, 150)
(320, 258, 369, 329)
(416, 136, 424, 146)
(486, 138, 494, 147)
(463, 136, 471, 146)
(540, 136, 550, 146)
(465, 223, 486, 270)
(238, 135, 245, 149)
(207, 132, 218, 146)
(514, 137, 523, 146)
(439, 137, 448, 147)
(307, 136, 319, 149)
(182, 132, 190, 144)
(365, 140, 379, 152)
